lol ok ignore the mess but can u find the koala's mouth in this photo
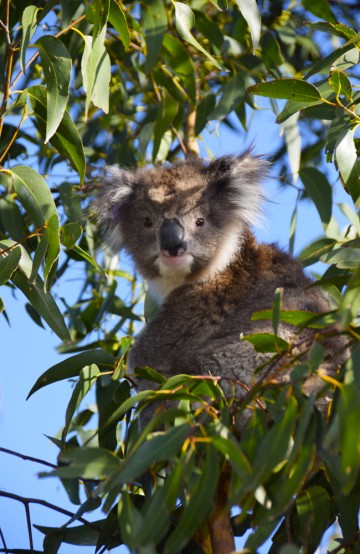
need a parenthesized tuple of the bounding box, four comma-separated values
(159, 250, 192, 268)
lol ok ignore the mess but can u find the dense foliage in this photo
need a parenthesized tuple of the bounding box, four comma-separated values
(0, 0, 359, 552)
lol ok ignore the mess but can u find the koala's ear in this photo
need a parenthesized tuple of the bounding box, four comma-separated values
(92, 166, 135, 253)
(207, 152, 270, 227)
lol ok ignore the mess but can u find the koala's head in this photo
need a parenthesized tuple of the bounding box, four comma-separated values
(93, 152, 268, 299)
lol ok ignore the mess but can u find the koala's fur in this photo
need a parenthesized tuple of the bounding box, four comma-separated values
(94, 152, 345, 427)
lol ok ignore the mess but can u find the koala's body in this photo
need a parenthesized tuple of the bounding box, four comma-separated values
(94, 152, 344, 426)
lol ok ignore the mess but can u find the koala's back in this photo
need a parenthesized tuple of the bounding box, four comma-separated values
(128, 231, 342, 398)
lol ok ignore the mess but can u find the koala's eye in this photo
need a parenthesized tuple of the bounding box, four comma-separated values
(196, 218, 205, 227)
(144, 217, 153, 228)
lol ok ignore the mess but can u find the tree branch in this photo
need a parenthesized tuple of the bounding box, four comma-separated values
(0, 446, 57, 469)
(0, 491, 102, 532)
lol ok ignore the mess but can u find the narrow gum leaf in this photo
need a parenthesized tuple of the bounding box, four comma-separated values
(235, 0, 261, 52)
(174, 2, 223, 70)
(36, 35, 72, 143)
(20, 6, 38, 74)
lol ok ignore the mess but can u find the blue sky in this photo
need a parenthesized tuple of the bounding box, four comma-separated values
(0, 103, 351, 551)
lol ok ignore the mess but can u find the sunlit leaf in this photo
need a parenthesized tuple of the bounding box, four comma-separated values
(142, 0, 167, 71)
(10, 165, 60, 289)
(0, 245, 21, 285)
(0, 240, 69, 342)
(27, 85, 86, 183)
(82, 27, 111, 117)
(36, 35, 72, 142)
(174, 2, 222, 70)
(335, 127, 360, 204)
(241, 332, 289, 353)
(109, 0, 130, 49)
(248, 79, 322, 102)
(20, 5, 38, 74)
(329, 70, 352, 100)
(235, 0, 261, 51)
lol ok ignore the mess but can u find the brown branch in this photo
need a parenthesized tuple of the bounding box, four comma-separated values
(207, 465, 235, 554)
(0, 491, 102, 532)
(184, 108, 200, 159)
(0, 446, 57, 469)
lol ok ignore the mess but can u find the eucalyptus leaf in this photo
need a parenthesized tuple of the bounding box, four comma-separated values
(36, 35, 72, 142)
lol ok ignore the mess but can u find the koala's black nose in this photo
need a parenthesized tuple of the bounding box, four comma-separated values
(160, 219, 186, 256)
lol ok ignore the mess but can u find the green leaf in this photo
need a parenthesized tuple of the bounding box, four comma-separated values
(241, 332, 289, 353)
(137, 461, 183, 546)
(306, 21, 357, 40)
(61, 222, 82, 249)
(300, 167, 332, 228)
(135, 366, 167, 385)
(64, 364, 101, 439)
(36, 35, 72, 143)
(210, 73, 245, 120)
(153, 93, 179, 161)
(248, 79, 322, 102)
(329, 70, 352, 101)
(298, 237, 337, 267)
(20, 5, 38, 74)
(251, 397, 297, 485)
(304, 42, 356, 79)
(109, 0, 130, 50)
(302, 0, 336, 24)
(235, 0, 261, 51)
(251, 309, 330, 329)
(10, 165, 60, 289)
(338, 383, 360, 494)
(34, 522, 100, 546)
(0, 245, 21, 285)
(335, 127, 360, 204)
(162, 34, 196, 105)
(72, 244, 105, 272)
(104, 424, 191, 489)
(0, 240, 69, 342)
(142, 0, 167, 72)
(27, 349, 115, 398)
(174, 2, 222, 70)
(54, 447, 120, 479)
(164, 446, 219, 554)
(195, 92, 216, 134)
(82, 27, 111, 118)
(296, 486, 331, 552)
(27, 85, 86, 183)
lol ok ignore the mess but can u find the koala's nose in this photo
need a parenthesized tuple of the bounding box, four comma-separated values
(160, 219, 186, 256)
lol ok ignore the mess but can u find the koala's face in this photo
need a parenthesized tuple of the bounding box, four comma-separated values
(95, 154, 267, 291)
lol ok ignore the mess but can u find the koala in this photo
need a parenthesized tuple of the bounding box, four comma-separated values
(94, 152, 346, 429)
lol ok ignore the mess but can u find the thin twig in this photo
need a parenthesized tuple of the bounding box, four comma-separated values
(0, 446, 57, 469)
(0, 491, 102, 532)
(24, 503, 34, 554)
(0, 528, 8, 554)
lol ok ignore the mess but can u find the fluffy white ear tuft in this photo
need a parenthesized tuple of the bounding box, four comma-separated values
(209, 152, 270, 228)
(92, 166, 134, 253)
